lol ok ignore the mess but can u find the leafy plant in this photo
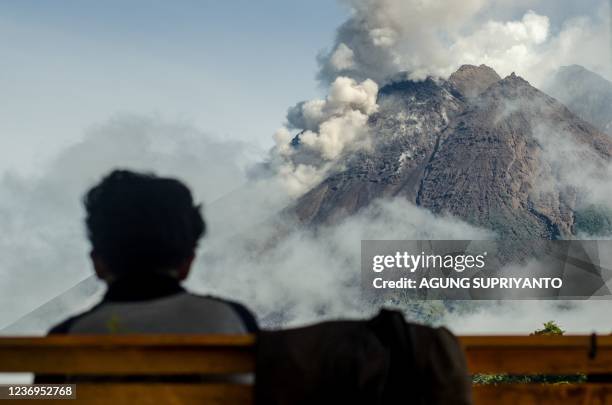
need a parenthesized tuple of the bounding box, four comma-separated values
(473, 321, 586, 385)
(531, 321, 564, 336)
(574, 205, 612, 236)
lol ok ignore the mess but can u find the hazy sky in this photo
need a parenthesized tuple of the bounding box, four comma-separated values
(1, 0, 608, 175)
(0, 0, 345, 174)
(1, 1, 611, 335)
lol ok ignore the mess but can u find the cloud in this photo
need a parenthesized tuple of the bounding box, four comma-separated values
(329, 43, 356, 71)
(531, 121, 612, 212)
(274, 76, 378, 197)
(318, 0, 488, 83)
(317, 0, 610, 85)
(444, 301, 612, 334)
(273, 0, 611, 201)
(287, 76, 379, 132)
(194, 197, 494, 327)
(0, 114, 259, 330)
(1, 136, 496, 332)
(448, 11, 551, 79)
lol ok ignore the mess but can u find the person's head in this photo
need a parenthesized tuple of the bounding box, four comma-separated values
(84, 170, 205, 282)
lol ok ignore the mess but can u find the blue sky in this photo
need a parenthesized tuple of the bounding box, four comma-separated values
(0, 0, 607, 175)
(0, 1, 346, 173)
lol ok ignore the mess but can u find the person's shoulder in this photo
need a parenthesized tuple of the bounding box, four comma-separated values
(189, 293, 259, 333)
(47, 302, 105, 335)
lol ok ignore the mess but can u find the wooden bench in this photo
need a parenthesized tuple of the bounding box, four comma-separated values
(1, 335, 612, 404)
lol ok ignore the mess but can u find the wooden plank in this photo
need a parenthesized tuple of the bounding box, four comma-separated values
(13, 384, 253, 405)
(0, 336, 255, 374)
(2, 335, 612, 375)
(460, 336, 612, 349)
(473, 383, 612, 405)
(0, 335, 256, 347)
(460, 336, 612, 374)
(0, 347, 254, 374)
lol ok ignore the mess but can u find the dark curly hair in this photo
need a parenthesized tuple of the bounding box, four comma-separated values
(84, 170, 205, 276)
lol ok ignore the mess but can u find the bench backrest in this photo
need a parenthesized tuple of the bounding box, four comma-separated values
(1, 335, 612, 404)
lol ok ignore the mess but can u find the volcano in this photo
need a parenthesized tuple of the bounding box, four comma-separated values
(290, 65, 612, 240)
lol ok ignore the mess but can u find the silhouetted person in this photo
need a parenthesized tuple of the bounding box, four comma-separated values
(48, 170, 257, 334)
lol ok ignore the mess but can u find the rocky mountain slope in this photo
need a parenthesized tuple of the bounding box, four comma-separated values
(291, 65, 612, 240)
(545, 65, 612, 135)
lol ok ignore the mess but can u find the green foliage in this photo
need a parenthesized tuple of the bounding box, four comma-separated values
(531, 321, 564, 336)
(574, 205, 612, 236)
(473, 373, 585, 385)
(473, 321, 587, 385)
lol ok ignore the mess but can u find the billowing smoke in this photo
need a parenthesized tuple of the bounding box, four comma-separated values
(318, 0, 610, 86)
(530, 122, 612, 238)
(273, 76, 378, 196)
(273, 0, 610, 197)
(196, 197, 493, 327)
(534, 124, 612, 207)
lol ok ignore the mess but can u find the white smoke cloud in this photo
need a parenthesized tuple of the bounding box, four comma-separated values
(274, 159, 327, 200)
(195, 197, 494, 327)
(448, 11, 551, 78)
(287, 76, 379, 135)
(318, 0, 610, 86)
(329, 43, 356, 71)
(532, 122, 612, 210)
(538, 140, 612, 237)
(274, 76, 378, 197)
(319, 0, 489, 82)
(274, 0, 610, 197)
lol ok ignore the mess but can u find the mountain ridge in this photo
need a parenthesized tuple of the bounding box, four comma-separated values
(545, 65, 612, 135)
(289, 65, 612, 241)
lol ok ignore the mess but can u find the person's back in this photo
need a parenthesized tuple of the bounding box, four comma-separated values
(48, 170, 257, 335)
